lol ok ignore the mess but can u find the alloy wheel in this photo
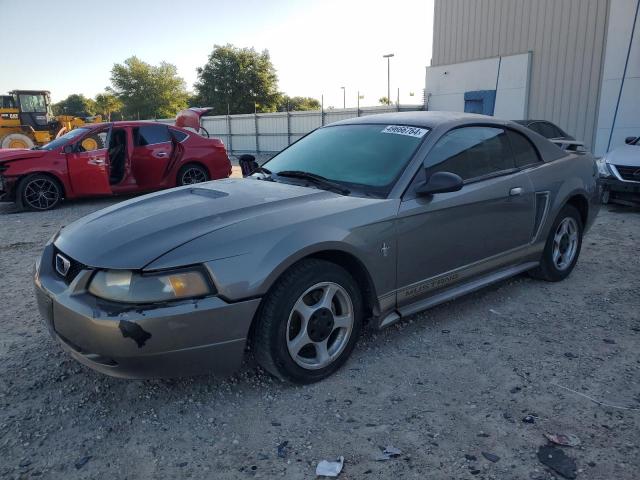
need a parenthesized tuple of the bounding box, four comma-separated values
(181, 167, 207, 184)
(286, 282, 354, 370)
(23, 178, 60, 210)
(552, 217, 578, 271)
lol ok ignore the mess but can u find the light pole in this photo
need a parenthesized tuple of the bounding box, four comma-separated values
(383, 53, 394, 105)
(340, 86, 345, 109)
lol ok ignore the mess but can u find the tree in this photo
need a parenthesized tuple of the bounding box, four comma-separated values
(194, 44, 281, 114)
(94, 92, 123, 121)
(53, 94, 96, 117)
(378, 96, 390, 105)
(277, 95, 321, 112)
(110, 56, 188, 119)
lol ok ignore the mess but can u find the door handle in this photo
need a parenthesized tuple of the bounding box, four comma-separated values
(157, 152, 168, 158)
(509, 187, 524, 196)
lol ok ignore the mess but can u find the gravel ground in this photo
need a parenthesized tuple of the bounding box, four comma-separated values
(0, 195, 639, 480)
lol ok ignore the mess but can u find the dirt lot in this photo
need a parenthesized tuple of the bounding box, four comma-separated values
(0, 195, 639, 479)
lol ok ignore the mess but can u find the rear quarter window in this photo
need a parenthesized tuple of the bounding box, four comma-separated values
(133, 125, 170, 146)
(508, 130, 542, 168)
(169, 128, 188, 142)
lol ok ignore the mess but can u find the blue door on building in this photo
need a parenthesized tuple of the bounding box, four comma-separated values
(464, 90, 497, 116)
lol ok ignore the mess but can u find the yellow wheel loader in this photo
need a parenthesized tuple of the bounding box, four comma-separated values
(0, 90, 102, 149)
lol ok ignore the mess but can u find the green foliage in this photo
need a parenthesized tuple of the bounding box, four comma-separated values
(277, 95, 321, 112)
(94, 92, 123, 121)
(194, 44, 281, 114)
(378, 96, 390, 105)
(53, 94, 96, 117)
(110, 56, 188, 119)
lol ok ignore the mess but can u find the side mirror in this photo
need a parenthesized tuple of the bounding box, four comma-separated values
(624, 136, 638, 145)
(238, 154, 259, 177)
(63, 144, 75, 154)
(416, 171, 464, 196)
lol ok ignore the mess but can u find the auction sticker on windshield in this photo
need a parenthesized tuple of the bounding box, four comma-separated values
(381, 125, 428, 138)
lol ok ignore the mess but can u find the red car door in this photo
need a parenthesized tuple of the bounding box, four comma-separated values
(66, 128, 111, 196)
(131, 124, 173, 190)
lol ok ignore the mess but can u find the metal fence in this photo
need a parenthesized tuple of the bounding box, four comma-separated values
(158, 104, 424, 154)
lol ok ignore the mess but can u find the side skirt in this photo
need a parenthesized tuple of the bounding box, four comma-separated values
(377, 261, 539, 328)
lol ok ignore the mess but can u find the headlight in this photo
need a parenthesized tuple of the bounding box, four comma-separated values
(595, 157, 612, 177)
(88, 267, 214, 303)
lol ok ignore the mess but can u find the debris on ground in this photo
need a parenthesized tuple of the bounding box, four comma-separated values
(374, 445, 402, 461)
(316, 456, 344, 477)
(544, 432, 581, 447)
(537, 445, 577, 479)
(481, 451, 500, 463)
(523, 414, 536, 424)
(74, 456, 91, 470)
(277, 440, 288, 458)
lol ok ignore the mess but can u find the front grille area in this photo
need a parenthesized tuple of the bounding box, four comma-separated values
(52, 247, 87, 284)
(615, 165, 640, 182)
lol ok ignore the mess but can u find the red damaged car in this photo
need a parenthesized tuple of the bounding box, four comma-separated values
(0, 112, 231, 210)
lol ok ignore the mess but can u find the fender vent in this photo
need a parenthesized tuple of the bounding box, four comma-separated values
(532, 192, 550, 242)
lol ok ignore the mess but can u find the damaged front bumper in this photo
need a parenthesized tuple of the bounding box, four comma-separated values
(34, 243, 261, 379)
(599, 176, 640, 206)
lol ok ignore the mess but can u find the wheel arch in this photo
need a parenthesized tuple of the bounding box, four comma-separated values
(565, 193, 589, 227)
(18, 171, 67, 197)
(245, 247, 380, 347)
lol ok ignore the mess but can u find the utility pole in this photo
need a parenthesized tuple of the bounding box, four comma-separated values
(383, 53, 394, 105)
(341, 86, 345, 109)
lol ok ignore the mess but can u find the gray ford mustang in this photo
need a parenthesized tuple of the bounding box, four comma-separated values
(34, 112, 600, 383)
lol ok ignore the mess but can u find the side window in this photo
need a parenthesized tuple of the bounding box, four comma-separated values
(133, 125, 170, 146)
(535, 122, 558, 139)
(169, 128, 188, 142)
(425, 127, 513, 181)
(79, 130, 108, 152)
(508, 130, 542, 168)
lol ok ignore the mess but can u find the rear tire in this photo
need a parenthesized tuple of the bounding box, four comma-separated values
(252, 259, 363, 384)
(529, 204, 583, 282)
(2, 133, 34, 149)
(17, 174, 63, 211)
(177, 164, 209, 185)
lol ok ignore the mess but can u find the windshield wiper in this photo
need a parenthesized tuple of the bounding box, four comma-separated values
(275, 170, 350, 195)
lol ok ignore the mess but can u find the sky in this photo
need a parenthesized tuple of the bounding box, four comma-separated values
(0, 0, 434, 109)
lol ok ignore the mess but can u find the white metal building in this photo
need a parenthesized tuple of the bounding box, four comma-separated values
(426, 0, 640, 155)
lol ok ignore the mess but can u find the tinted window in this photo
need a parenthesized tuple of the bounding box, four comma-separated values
(426, 127, 513, 181)
(169, 128, 188, 142)
(133, 125, 170, 146)
(508, 130, 542, 168)
(264, 124, 428, 191)
(532, 122, 559, 139)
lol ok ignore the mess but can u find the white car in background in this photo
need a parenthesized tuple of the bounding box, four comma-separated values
(598, 136, 640, 206)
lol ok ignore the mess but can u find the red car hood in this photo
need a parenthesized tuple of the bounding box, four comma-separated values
(0, 148, 49, 163)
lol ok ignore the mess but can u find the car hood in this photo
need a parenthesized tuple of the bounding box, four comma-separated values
(0, 148, 48, 163)
(54, 179, 339, 269)
(605, 144, 639, 167)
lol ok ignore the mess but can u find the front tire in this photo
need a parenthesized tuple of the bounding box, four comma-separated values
(252, 259, 363, 384)
(17, 174, 63, 211)
(530, 204, 583, 282)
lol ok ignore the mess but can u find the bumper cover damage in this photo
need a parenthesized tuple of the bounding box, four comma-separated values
(600, 177, 640, 206)
(34, 244, 261, 379)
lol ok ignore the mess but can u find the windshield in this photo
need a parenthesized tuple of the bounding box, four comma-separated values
(19, 93, 48, 113)
(263, 124, 428, 194)
(39, 128, 90, 151)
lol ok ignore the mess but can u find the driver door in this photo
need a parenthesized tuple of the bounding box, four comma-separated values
(66, 127, 112, 196)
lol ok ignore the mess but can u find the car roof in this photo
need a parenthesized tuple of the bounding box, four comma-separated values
(331, 110, 499, 129)
(331, 111, 568, 162)
(83, 120, 176, 129)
